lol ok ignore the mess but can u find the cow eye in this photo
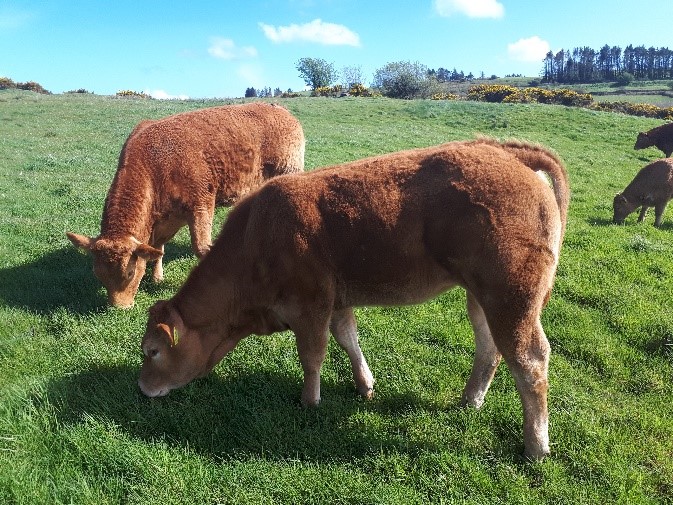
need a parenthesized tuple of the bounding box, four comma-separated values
(145, 348, 159, 358)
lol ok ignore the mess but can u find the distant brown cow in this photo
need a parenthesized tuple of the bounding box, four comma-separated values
(67, 102, 305, 308)
(613, 158, 673, 227)
(138, 138, 570, 459)
(634, 122, 673, 157)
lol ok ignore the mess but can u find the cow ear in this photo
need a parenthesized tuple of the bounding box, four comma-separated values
(156, 323, 177, 347)
(66, 232, 95, 251)
(150, 300, 186, 347)
(167, 306, 187, 345)
(133, 243, 163, 261)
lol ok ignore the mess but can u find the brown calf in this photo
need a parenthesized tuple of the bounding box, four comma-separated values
(613, 158, 673, 227)
(138, 138, 570, 459)
(67, 102, 305, 307)
(634, 122, 673, 158)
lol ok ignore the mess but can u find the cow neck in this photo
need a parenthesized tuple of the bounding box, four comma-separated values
(173, 224, 254, 338)
(99, 163, 154, 242)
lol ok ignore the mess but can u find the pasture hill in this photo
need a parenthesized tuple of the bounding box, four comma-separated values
(0, 89, 671, 504)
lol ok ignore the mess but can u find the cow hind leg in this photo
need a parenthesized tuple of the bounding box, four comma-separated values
(654, 202, 668, 227)
(461, 291, 502, 409)
(329, 308, 374, 399)
(487, 303, 551, 460)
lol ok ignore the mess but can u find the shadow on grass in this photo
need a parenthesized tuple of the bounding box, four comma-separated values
(0, 243, 193, 314)
(45, 364, 460, 462)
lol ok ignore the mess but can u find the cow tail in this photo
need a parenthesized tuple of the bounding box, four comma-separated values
(498, 140, 570, 237)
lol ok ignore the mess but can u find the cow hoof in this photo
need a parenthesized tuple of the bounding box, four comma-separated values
(524, 447, 550, 462)
(459, 394, 485, 409)
(358, 387, 374, 400)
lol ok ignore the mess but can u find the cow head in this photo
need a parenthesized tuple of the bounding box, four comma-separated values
(138, 300, 203, 397)
(138, 300, 242, 397)
(613, 193, 638, 224)
(634, 132, 654, 151)
(66, 232, 162, 308)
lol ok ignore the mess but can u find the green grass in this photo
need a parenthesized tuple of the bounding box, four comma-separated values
(1, 89, 672, 504)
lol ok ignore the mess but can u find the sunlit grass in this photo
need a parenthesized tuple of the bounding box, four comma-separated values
(1, 90, 672, 503)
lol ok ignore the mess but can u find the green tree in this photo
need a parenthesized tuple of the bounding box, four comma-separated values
(296, 57, 336, 89)
(372, 61, 430, 99)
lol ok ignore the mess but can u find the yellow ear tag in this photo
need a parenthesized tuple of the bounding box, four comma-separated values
(172, 327, 180, 347)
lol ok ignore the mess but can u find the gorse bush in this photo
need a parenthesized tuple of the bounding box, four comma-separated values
(115, 90, 152, 99)
(431, 92, 460, 101)
(467, 84, 593, 107)
(589, 101, 673, 120)
(348, 83, 378, 97)
(0, 76, 51, 94)
(312, 85, 344, 97)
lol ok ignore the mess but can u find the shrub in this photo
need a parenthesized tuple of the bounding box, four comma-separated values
(467, 84, 519, 102)
(468, 85, 593, 107)
(0, 77, 16, 90)
(614, 72, 635, 87)
(348, 83, 377, 97)
(311, 85, 343, 97)
(589, 101, 673, 120)
(372, 61, 432, 99)
(115, 90, 152, 99)
(431, 92, 460, 101)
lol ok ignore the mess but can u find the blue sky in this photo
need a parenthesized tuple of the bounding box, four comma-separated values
(1, 0, 672, 99)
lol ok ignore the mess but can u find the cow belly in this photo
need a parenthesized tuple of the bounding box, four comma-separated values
(334, 263, 458, 308)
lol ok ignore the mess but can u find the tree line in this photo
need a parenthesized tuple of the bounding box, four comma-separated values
(542, 44, 673, 84)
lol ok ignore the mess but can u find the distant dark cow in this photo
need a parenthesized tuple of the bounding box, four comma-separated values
(634, 122, 673, 157)
(138, 138, 570, 460)
(67, 102, 305, 308)
(613, 158, 673, 227)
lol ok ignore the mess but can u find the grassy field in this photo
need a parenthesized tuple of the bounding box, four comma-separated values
(1, 89, 672, 504)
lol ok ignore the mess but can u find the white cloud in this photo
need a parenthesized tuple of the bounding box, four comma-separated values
(259, 19, 360, 46)
(507, 36, 550, 62)
(208, 37, 258, 60)
(146, 89, 189, 100)
(434, 0, 504, 19)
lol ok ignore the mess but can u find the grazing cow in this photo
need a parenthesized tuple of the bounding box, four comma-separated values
(138, 138, 570, 459)
(66, 102, 305, 308)
(634, 122, 673, 158)
(613, 158, 673, 227)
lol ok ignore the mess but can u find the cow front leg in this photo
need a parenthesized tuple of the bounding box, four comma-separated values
(152, 245, 165, 283)
(188, 207, 214, 259)
(461, 291, 502, 408)
(330, 307, 374, 399)
(637, 205, 649, 222)
(294, 318, 330, 407)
